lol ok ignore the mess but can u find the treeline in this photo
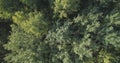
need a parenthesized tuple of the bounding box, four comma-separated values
(0, 0, 120, 63)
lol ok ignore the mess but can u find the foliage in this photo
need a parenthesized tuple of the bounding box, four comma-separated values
(19, 0, 49, 10)
(12, 11, 49, 36)
(0, 0, 120, 63)
(53, 0, 80, 18)
(0, 0, 21, 19)
(4, 25, 48, 63)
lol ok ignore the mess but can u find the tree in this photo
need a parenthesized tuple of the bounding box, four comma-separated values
(0, 0, 120, 63)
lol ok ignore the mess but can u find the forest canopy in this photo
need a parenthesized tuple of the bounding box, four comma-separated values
(0, 0, 120, 63)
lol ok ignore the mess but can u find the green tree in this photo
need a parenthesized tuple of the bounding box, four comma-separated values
(0, 0, 119, 63)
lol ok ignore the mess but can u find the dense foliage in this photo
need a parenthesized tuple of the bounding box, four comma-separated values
(0, 0, 120, 63)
